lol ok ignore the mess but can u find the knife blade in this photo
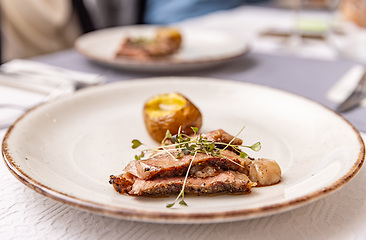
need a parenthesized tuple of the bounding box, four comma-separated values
(336, 70, 366, 113)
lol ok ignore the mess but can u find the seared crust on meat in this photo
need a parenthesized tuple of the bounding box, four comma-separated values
(109, 150, 251, 195)
(109, 173, 134, 194)
(111, 171, 255, 196)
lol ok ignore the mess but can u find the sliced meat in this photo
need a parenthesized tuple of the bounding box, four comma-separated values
(122, 171, 255, 196)
(190, 165, 218, 178)
(109, 129, 282, 198)
(201, 129, 243, 146)
(115, 39, 151, 60)
(122, 149, 251, 180)
(109, 172, 134, 194)
(116, 38, 173, 60)
(109, 158, 281, 195)
(122, 129, 248, 180)
(200, 129, 243, 154)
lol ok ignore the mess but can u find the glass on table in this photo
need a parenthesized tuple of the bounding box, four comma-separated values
(334, 0, 366, 63)
(263, 0, 341, 58)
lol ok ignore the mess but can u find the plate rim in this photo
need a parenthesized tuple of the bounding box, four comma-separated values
(73, 25, 250, 68)
(2, 77, 365, 223)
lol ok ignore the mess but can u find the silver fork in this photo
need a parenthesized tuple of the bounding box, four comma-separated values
(336, 70, 366, 113)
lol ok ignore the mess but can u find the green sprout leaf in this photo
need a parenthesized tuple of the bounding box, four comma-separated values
(191, 127, 198, 134)
(165, 130, 172, 139)
(131, 139, 142, 149)
(166, 202, 175, 208)
(207, 142, 215, 152)
(179, 199, 188, 206)
(240, 152, 248, 159)
(183, 149, 190, 155)
(250, 142, 261, 151)
(171, 135, 178, 144)
(134, 152, 145, 160)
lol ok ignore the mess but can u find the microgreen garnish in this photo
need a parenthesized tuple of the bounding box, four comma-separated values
(167, 151, 197, 208)
(134, 152, 145, 160)
(191, 127, 199, 134)
(240, 152, 248, 159)
(132, 139, 142, 149)
(131, 126, 261, 208)
(250, 142, 261, 151)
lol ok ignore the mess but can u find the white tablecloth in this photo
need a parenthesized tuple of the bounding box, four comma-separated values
(2, 5, 366, 240)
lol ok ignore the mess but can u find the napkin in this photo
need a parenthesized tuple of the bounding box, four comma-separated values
(1, 59, 106, 88)
(0, 85, 46, 130)
(0, 60, 104, 132)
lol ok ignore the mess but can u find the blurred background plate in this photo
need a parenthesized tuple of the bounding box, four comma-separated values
(74, 25, 249, 72)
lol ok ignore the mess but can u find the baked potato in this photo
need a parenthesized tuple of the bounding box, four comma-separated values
(143, 93, 202, 142)
(155, 27, 182, 52)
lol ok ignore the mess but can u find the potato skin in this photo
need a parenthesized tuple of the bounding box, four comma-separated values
(143, 93, 202, 142)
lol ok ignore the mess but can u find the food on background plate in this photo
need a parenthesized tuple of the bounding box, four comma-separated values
(143, 92, 202, 142)
(115, 27, 182, 60)
(109, 128, 281, 208)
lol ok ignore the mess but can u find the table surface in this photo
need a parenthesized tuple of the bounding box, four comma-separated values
(2, 5, 366, 240)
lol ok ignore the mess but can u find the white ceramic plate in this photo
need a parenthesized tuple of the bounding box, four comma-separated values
(74, 25, 249, 72)
(2, 77, 364, 224)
